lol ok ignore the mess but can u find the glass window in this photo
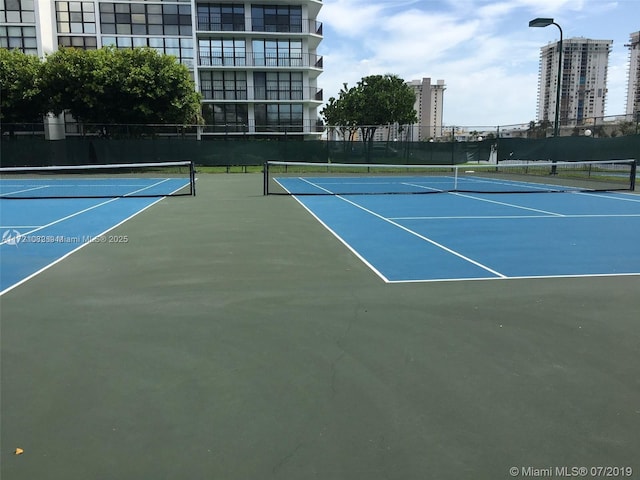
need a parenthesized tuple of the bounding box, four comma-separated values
(201, 104, 248, 133)
(116, 23, 131, 34)
(251, 5, 301, 33)
(164, 24, 179, 35)
(132, 37, 147, 47)
(131, 24, 146, 35)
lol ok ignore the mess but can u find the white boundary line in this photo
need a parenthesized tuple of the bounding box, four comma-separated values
(387, 271, 640, 284)
(389, 213, 640, 220)
(576, 191, 640, 202)
(450, 192, 565, 216)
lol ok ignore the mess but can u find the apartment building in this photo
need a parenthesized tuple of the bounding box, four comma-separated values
(536, 37, 611, 127)
(407, 77, 445, 141)
(0, 0, 324, 138)
(625, 31, 640, 118)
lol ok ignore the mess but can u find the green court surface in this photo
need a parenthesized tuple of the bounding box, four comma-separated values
(1, 174, 639, 479)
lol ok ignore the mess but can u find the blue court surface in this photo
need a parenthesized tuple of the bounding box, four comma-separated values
(0, 177, 190, 198)
(288, 189, 640, 283)
(0, 173, 192, 294)
(0, 196, 166, 295)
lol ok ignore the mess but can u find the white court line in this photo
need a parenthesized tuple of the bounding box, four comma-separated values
(575, 191, 640, 202)
(0, 185, 49, 197)
(389, 213, 640, 220)
(387, 271, 640, 284)
(450, 192, 566, 216)
(0, 225, 43, 229)
(298, 177, 506, 280)
(401, 182, 445, 192)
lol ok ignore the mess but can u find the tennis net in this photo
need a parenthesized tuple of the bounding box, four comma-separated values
(264, 159, 637, 196)
(0, 161, 196, 199)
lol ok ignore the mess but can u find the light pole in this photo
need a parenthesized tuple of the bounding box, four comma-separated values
(529, 18, 563, 138)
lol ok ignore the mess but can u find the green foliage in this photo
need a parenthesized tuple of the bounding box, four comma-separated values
(0, 48, 47, 123)
(40, 47, 201, 126)
(527, 119, 552, 139)
(321, 74, 417, 160)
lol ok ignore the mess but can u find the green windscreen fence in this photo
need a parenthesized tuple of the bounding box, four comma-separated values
(1, 135, 638, 168)
(497, 136, 640, 162)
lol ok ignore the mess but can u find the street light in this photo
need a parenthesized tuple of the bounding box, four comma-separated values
(529, 17, 563, 138)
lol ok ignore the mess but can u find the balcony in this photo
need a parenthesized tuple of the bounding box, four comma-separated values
(200, 87, 323, 103)
(198, 52, 323, 71)
(196, 18, 322, 37)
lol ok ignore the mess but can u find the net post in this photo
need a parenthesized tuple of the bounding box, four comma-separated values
(631, 160, 637, 191)
(263, 162, 269, 195)
(189, 160, 196, 196)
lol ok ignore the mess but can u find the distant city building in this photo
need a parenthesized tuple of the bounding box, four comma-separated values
(0, 0, 324, 139)
(536, 37, 611, 127)
(408, 78, 446, 140)
(625, 31, 640, 118)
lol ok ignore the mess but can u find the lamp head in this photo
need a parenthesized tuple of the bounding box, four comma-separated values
(529, 17, 554, 28)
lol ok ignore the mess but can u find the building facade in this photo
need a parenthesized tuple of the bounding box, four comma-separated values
(407, 77, 445, 141)
(0, 0, 323, 138)
(536, 37, 611, 128)
(625, 31, 640, 118)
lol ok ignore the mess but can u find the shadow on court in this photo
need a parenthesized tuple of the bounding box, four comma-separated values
(1, 175, 639, 479)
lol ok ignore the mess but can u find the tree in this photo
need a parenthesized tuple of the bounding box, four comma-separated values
(526, 119, 552, 139)
(322, 74, 417, 161)
(41, 47, 202, 130)
(321, 83, 359, 157)
(0, 48, 48, 125)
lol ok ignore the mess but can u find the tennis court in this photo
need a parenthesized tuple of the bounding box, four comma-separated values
(291, 191, 640, 282)
(1, 169, 639, 479)
(267, 160, 640, 282)
(0, 162, 196, 294)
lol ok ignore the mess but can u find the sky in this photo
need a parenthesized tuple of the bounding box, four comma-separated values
(316, 0, 639, 127)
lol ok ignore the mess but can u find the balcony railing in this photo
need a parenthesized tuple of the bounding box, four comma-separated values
(196, 18, 323, 35)
(201, 120, 325, 134)
(201, 87, 323, 102)
(198, 52, 323, 69)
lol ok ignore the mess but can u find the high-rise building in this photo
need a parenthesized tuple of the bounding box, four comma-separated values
(536, 37, 611, 128)
(0, 0, 324, 138)
(625, 31, 640, 118)
(407, 77, 445, 141)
